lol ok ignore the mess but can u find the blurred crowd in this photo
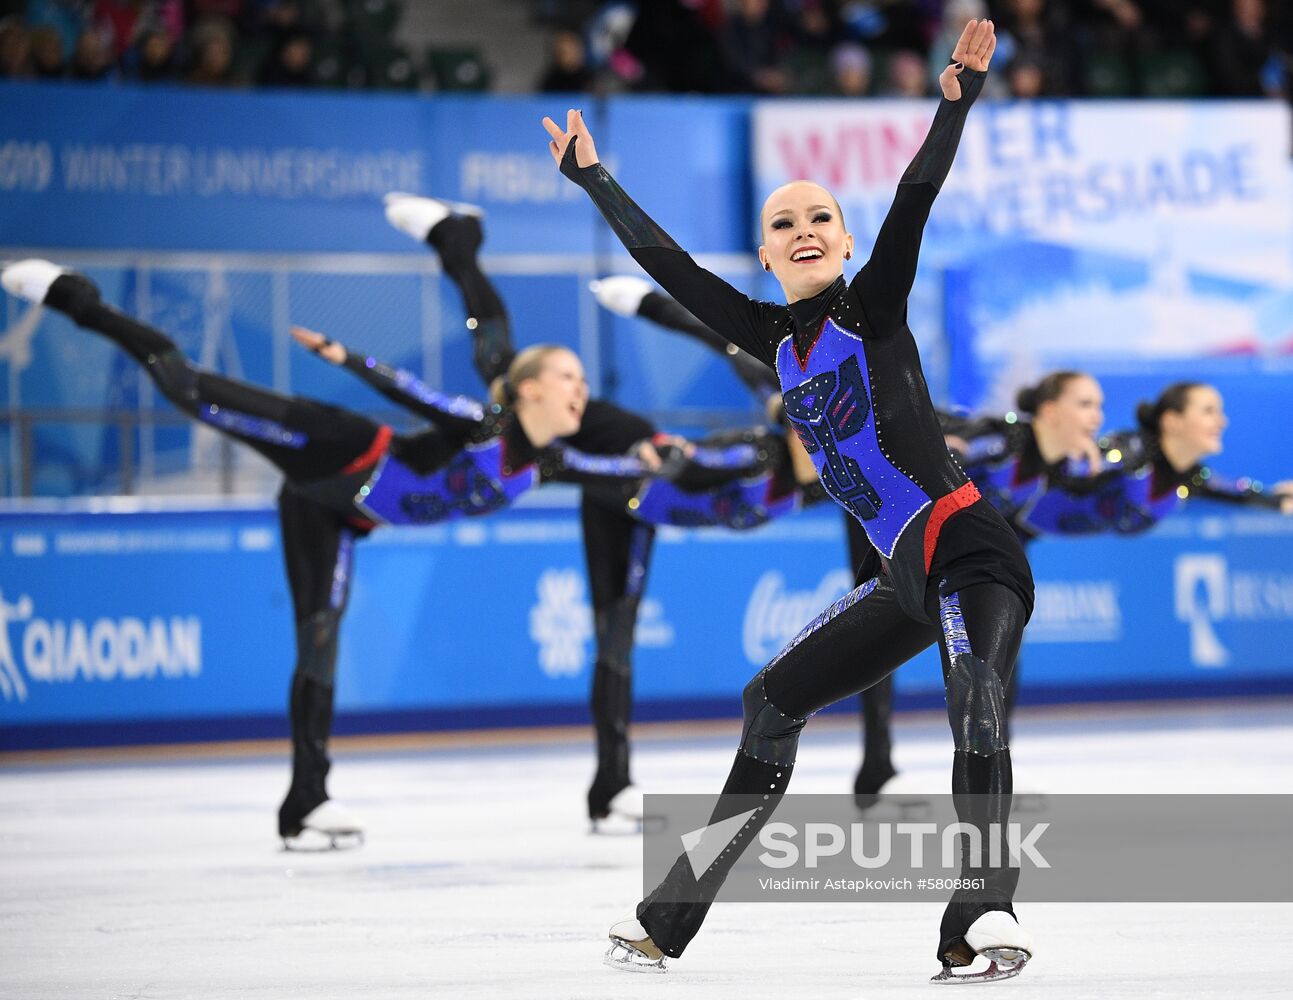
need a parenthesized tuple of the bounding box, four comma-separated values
(0, 1, 1290, 100)
(541, 0, 1293, 100)
(0, 0, 433, 90)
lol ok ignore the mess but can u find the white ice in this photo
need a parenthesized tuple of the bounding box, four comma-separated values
(1, 700, 1290, 999)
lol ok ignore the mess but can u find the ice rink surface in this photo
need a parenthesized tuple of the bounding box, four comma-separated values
(2, 699, 1291, 999)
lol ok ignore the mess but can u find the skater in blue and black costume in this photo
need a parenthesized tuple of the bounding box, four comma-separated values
(545, 17, 1038, 982)
(0, 258, 678, 848)
(379, 194, 821, 826)
(1023, 380, 1293, 533)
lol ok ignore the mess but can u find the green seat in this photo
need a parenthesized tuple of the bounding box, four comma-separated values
(310, 37, 356, 88)
(365, 45, 419, 90)
(428, 47, 490, 92)
(1141, 49, 1206, 98)
(1083, 50, 1133, 97)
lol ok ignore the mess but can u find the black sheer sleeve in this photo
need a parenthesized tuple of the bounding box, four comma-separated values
(560, 141, 781, 368)
(850, 70, 986, 335)
(340, 352, 486, 434)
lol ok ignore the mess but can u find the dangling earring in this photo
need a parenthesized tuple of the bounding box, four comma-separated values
(763, 261, 772, 271)
(844, 250, 852, 260)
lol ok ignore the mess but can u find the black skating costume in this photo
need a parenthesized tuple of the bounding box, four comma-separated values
(562, 70, 1037, 964)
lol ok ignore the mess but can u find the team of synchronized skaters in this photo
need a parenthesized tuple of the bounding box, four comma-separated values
(6, 16, 1291, 986)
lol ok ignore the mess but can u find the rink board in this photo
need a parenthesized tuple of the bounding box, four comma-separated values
(1, 502, 1291, 749)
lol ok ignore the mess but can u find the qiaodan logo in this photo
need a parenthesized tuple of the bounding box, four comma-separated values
(0, 589, 202, 703)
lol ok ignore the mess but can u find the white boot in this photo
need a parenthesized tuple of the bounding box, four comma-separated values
(1, 259, 67, 304)
(931, 911, 1033, 985)
(383, 192, 483, 241)
(604, 917, 667, 973)
(589, 275, 652, 316)
(282, 800, 365, 851)
(964, 910, 1033, 963)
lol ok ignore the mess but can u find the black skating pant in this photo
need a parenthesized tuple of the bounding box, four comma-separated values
(855, 513, 1020, 795)
(636, 571, 1026, 963)
(582, 498, 655, 818)
(45, 273, 379, 835)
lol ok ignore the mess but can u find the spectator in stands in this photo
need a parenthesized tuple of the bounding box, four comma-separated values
(95, 1, 184, 60)
(829, 41, 872, 96)
(1211, 0, 1281, 96)
(24, 0, 83, 60)
(30, 23, 64, 76)
(538, 27, 593, 92)
(257, 27, 312, 86)
(883, 47, 931, 95)
(0, 16, 32, 77)
(1006, 54, 1045, 97)
(184, 15, 238, 86)
(993, 0, 1077, 94)
(70, 24, 115, 79)
(623, 0, 732, 93)
(127, 23, 178, 80)
(722, 0, 789, 94)
(784, 0, 839, 94)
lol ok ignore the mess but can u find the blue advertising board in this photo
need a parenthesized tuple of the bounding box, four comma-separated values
(2, 501, 1291, 750)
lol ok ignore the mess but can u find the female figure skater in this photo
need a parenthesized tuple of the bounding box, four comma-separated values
(0, 259, 672, 848)
(1026, 381, 1293, 532)
(545, 18, 1038, 983)
(380, 194, 828, 828)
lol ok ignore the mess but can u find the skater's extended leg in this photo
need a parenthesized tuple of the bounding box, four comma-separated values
(13, 263, 380, 481)
(582, 499, 654, 822)
(384, 195, 514, 383)
(630, 575, 937, 960)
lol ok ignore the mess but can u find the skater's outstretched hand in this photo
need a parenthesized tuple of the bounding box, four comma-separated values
(1075, 437, 1105, 474)
(542, 109, 600, 169)
(291, 326, 347, 366)
(940, 18, 996, 100)
(1274, 479, 1293, 515)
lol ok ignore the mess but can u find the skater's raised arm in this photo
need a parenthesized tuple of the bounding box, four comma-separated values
(851, 19, 994, 333)
(291, 326, 486, 435)
(544, 110, 780, 367)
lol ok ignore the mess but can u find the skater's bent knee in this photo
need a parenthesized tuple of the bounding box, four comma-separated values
(740, 670, 806, 766)
(945, 654, 1008, 756)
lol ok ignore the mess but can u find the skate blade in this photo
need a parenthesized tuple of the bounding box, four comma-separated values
(604, 938, 667, 974)
(589, 814, 643, 836)
(280, 829, 365, 852)
(930, 951, 1029, 985)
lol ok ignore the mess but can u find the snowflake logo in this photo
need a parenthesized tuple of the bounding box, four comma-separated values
(528, 569, 593, 678)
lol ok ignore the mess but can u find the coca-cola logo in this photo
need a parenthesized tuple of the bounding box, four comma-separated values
(742, 569, 854, 664)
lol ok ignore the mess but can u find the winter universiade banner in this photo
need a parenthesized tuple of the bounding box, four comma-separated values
(2, 503, 1291, 749)
(753, 99, 1293, 410)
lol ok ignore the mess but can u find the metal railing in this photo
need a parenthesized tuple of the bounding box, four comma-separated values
(1, 409, 237, 498)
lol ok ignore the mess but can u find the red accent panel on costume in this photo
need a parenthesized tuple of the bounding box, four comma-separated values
(341, 424, 393, 475)
(923, 481, 981, 573)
